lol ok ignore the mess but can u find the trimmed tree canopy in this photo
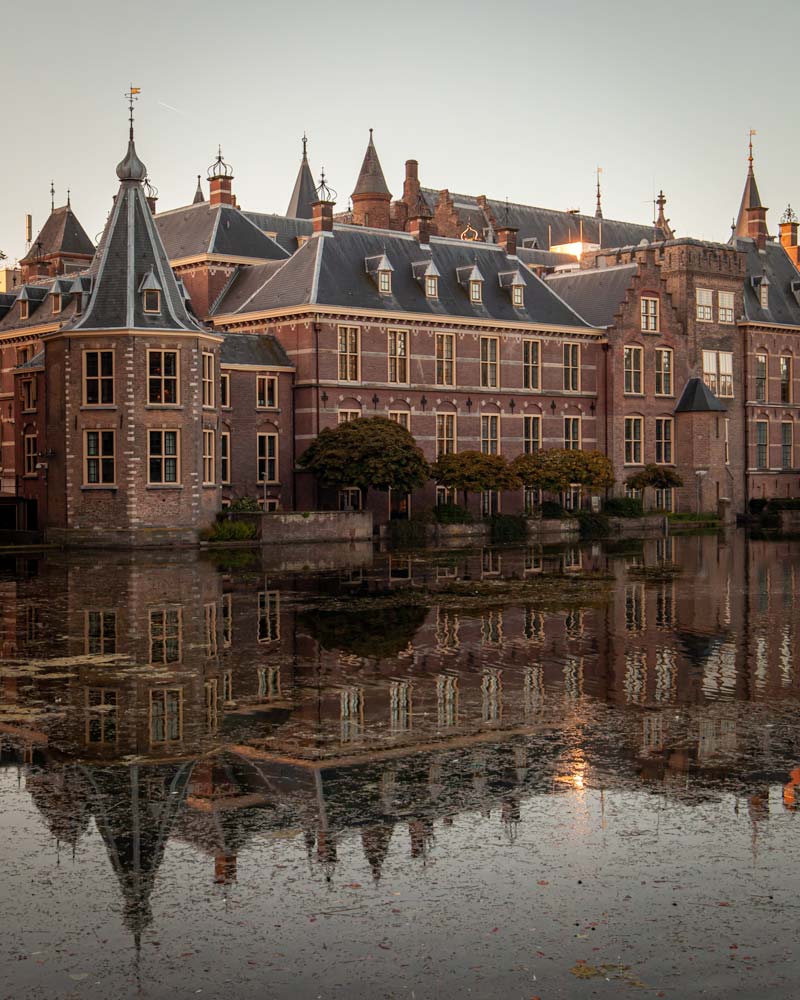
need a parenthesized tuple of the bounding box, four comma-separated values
(298, 417, 430, 495)
(511, 449, 614, 493)
(627, 464, 684, 492)
(431, 451, 520, 497)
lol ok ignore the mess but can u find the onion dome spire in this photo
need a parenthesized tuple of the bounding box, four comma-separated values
(116, 85, 147, 182)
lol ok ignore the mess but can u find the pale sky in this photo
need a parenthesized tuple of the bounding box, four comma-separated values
(3, 0, 798, 264)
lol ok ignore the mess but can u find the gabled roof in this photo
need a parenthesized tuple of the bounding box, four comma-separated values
(66, 137, 206, 333)
(243, 212, 314, 253)
(209, 259, 289, 314)
(735, 237, 800, 326)
(216, 226, 594, 329)
(19, 204, 95, 264)
(352, 131, 391, 198)
(220, 332, 293, 368)
(423, 189, 663, 251)
(155, 202, 289, 262)
(545, 263, 638, 327)
(675, 378, 727, 413)
(286, 139, 317, 219)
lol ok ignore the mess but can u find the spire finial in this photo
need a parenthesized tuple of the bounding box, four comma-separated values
(66, 188, 71, 209)
(125, 85, 140, 141)
(748, 128, 757, 168)
(595, 165, 603, 219)
(50, 180, 55, 213)
(315, 167, 337, 204)
(302, 132, 308, 158)
(369, 127, 374, 141)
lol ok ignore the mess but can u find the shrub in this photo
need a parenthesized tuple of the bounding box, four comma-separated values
(431, 503, 473, 525)
(540, 500, 565, 519)
(228, 496, 261, 512)
(749, 498, 768, 515)
(768, 498, 800, 511)
(490, 514, 527, 543)
(604, 497, 644, 517)
(206, 519, 257, 542)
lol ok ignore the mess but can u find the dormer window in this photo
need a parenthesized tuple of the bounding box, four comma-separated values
(365, 253, 394, 294)
(19, 300, 29, 320)
(470, 280, 482, 303)
(52, 293, 62, 315)
(379, 269, 392, 294)
(426, 275, 438, 298)
(143, 289, 161, 313)
(512, 284, 524, 307)
(759, 280, 769, 310)
(458, 262, 485, 303)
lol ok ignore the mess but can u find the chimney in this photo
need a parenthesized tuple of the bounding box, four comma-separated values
(409, 214, 431, 245)
(779, 205, 798, 262)
(207, 148, 235, 207)
(497, 226, 518, 256)
(403, 159, 420, 207)
(312, 199, 334, 234)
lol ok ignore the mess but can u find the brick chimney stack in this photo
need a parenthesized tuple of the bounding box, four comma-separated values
(312, 199, 334, 233)
(403, 160, 421, 208)
(208, 148, 235, 208)
(409, 213, 431, 245)
(779, 205, 800, 265)
(497, 226, 518, 257)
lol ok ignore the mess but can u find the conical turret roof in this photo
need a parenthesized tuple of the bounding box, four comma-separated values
(352, 129, 391, 198)
(286, 135, 317, 219)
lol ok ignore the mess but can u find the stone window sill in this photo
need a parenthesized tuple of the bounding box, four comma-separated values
(80, 405, 117, 411)
(81, 485, 119, 491)
(146, 484, 183, 490)
(145, 404, 183, 410)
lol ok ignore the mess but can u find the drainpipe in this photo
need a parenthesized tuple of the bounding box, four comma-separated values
(314, 321, 321, 510)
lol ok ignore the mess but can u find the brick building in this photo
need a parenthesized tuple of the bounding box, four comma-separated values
(1, 122, 798, 543)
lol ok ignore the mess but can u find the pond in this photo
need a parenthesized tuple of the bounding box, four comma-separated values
(1, 530, 799, 998)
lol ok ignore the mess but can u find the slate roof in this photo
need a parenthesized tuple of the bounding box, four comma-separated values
(545, 264, 638, 327)
(19, 204, 95, 264)
(155, 202, 289, 261)
(734, 237, 800, 326)
(675, 378, 727, 413)
(286, 144, 317, 219)
(66, 138, 206, 333)
(216, 226, 594, 329)
(353, 132, 391, 197)
(0, 281, 82, 332)
(422, 189, 663, 251)
(244, 212, 314, 253)
(518, 247, 580, 268)
(210, 260, 288, 314)
(220, 332, 293, 368)
(734, 164, 764, 238)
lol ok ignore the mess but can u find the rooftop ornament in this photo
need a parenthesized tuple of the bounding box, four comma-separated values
(145, 177, 159, 200)
(781, 204, 798, 225)
(207, 146, 234, 180)
(460, 220, 479, 242)
(116, 85, 147, 182)
(315, 168, 337, 204)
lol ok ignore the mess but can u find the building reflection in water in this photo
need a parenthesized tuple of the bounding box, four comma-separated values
(1, 532, 799, 941)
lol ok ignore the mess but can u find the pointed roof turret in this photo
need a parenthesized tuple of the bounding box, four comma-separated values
(286, 133, 317, 219)
(594, 166, 603, 220)
(655, 190, 674, 240)
(734, 130, 769, 248)
(352, 128, 391, 197)
(193, 174, 205, 204)
(19, 202, 95, 266)
(67, 122, 205, 333)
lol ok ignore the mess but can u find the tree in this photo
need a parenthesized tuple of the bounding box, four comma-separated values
(511, 449, 614, 496)
(626, 464, 684, 510)
(431, 451, 520, 508)
(298, 417, 430, 505)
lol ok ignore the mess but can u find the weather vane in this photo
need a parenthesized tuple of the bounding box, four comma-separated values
(748, 128, 757, 165)
(125, 84, 141, 139)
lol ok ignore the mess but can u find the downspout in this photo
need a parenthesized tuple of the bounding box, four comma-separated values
(314, 320, 321, 510)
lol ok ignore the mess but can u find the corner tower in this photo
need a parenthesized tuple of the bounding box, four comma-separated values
(351, 129, 391, 229)
(734, 132, 769, 249)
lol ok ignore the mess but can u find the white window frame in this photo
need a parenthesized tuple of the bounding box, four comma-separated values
(337, 325, 360, 382)
(696, 287, 713, 322)
(388, 329, 409, 384)
(435, 332, 455, 386)
(624, 345, 643, 394)
(624, 416, 643, 465)
(480, 413, 499, 455)
(655, 348, 673, 396)
(522, 339, 540, 390)
(257, 432, 278, 484)
(480, 336, 499, 388)
(640, 296, 659, 332)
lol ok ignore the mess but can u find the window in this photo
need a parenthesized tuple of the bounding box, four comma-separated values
(388, 410, 410, 430)
(388, 330, 408, 383)
(85, 430, 116, 485)
(654, 487, 674, 512)
(523, 414, 541, 454)
(756, 421, 768, 469)
(256, 373, 278, 408)
(641, 297, 659, 331)
(148, 430, 179, 484)
(258, 590, 280, 642)
(703, 350, 733, 397)
(780, 356, 792, 403)
(755, 353, 767, 401)
(564, 416, 580, 450)
(481, 490, 500, 517)
(338, 325, 360, 381)
(85, 611, 116, 656)
(481, 414, 499, 454)
(84, 350, 114, 405)
(147, 350, 179, 404)
(436, 485, 457, 506)
(480, 337, 499, 388)
(19, 300, 29, 320)
(202, 352, 214, 407)
(696, 287, 713, 321)
(624, 346, 643, 394)
(625, 416, 643, 464)
(24, 433, 37, 475)
(435, 333, 455, 386)
(220, 372, 230, 407)
(470, 279, 482, 302)
(143, 289, 161, 313)
(257, 432, 278, 483)
(86, 689, 117, 744)
(220, 431, 230, 484)
(562, 485, 582, 512)
(338, 409, 361, 423)
(338, 487, 361, 511)
(655, 348, 672, 396)
(436, 413, 455, 456)
(258, 665, 282, 701)
(52, 293, 61, 315)
(719, 290, 734, 324)
(389, 681, 413, 733)
(379, 269, 392, 294)
(149, 688, 182, 743)
(202, 429, 215, 485)
(512, 284, 524, 307)
(524, 488, 542, 514)
(17, 347, 30, 366)
(436, 674, 459, 725)
(563, 343, 580, 391)
(149, 608, 182, 664)
(20, 378, 37, 411)
(523, 339, 540, 390)
(781, 422, 793, 469)
(655, 417, 674, 464)
(760, 281, 769, 310)
(425, 275, 438, 298)
(203, 603, 218, 659)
